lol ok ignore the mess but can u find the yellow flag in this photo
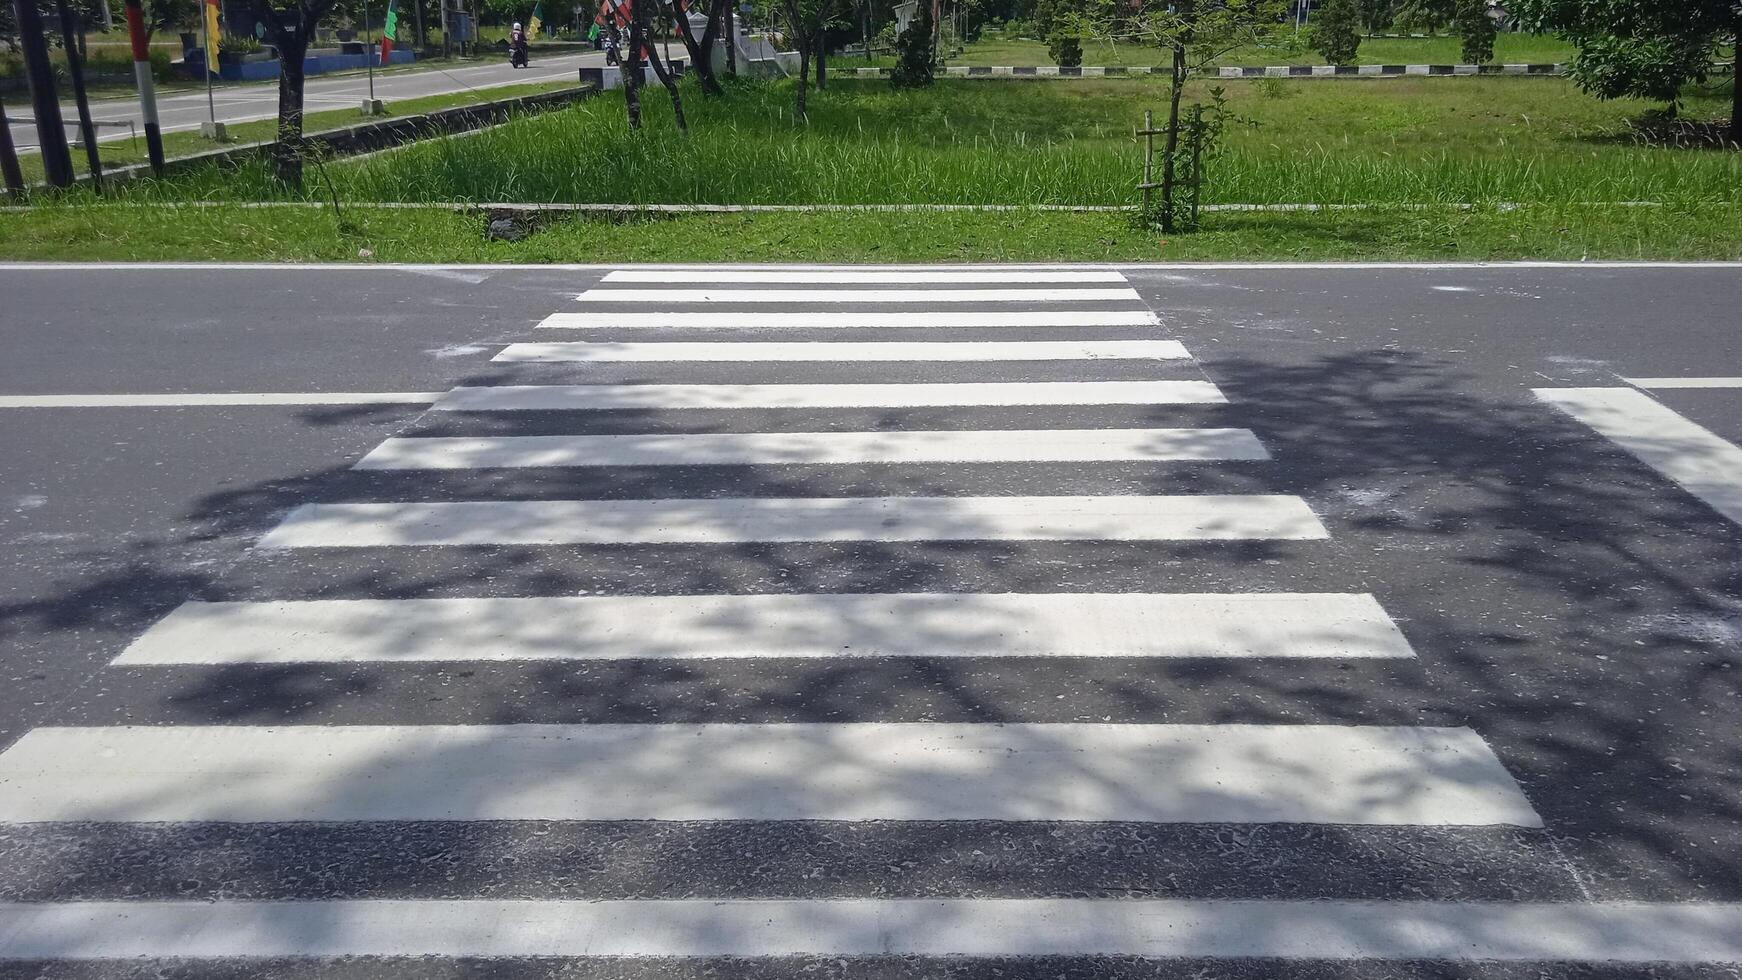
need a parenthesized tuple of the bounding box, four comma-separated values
(203, 0, 221, 75)
(527, 2, 544, 36)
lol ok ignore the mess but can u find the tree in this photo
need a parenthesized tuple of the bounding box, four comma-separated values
(137, 0, 197, 39)
(1097, 0, 1286, 231)
(1511, 0, 1739, 141)
(1392, 0, 1451, 33)
(250, 0, 343, 188)
(1356, 0, 1392, 34)
(888, 0, 931, 85)
(779, 0, 826, 118)
(1454, 0, 1493, 63)
(1310, 0, 1360, 65)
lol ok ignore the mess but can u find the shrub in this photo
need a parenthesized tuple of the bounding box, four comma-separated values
(1048, 34, 1081, 67)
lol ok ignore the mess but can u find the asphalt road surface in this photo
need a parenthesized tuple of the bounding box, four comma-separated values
(4, 48, 607, 150)
(2, 261, 1742, 977)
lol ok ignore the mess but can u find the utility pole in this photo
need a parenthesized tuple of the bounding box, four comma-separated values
(56, 0, 104, 187)
(414, 0, 427, 47)
(362, 0, 382, 113)
(0, 100, 25, 196)
(123, 0, 167, 174)
(10, 0, 74, 187)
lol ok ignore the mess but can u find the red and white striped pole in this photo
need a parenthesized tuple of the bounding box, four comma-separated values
(122, 0, 166, 174)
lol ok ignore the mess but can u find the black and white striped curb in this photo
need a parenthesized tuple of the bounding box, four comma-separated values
(851, 63, 1569, 78)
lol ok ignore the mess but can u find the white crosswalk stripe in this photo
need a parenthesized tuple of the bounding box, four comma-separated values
(0, 724, 1540, 824)
(355, 428, 1271, 469)
(494, 339, 1192, 362)
(0, 266, 1586, 973)
(431, 380, 1226, 411)
(575, 287, 1146, 304)
(258, 495, 1330, 547)
(7, 899, 1738, 961)
(600, 269, 1133, 283)
(539, 310, 1161, 328)
(115, 593, 1416, 664)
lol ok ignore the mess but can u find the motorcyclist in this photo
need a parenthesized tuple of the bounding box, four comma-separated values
(509, 22, 529, 67)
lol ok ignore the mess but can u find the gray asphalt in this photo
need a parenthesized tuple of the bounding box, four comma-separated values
(2, 263, 1742, 978)
(3, 49, 607, 150)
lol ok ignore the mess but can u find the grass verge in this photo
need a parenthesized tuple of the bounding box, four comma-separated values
(2, 201, 1738, 262)
(169, 76, 1739, 207)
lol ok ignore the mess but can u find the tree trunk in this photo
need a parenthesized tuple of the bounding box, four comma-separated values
(724, 3, 736, 75)
(1731, 31, 1740, 145)
(273, 28, 310, 188)
(1158, 40, 1185, 232)
(646, 41, 688, 132)
(796, 44, 809, 118)
(622, 22, 643, 129)
(664, 0, 724, 95)
(815, 28, 826, 89)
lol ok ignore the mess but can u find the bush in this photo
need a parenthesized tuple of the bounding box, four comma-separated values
(1048, 35, 1081, 67)
(889, 0, 934, 88)
(1309, 0, 1361, 66)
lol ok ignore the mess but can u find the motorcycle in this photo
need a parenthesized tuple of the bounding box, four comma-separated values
(510, 39, 529, 68)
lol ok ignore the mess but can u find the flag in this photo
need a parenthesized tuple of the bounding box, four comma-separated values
(587, 21, 599, 39)
(381, 0, 399, 60)
(202, 0, 221, 76)
(527, 0, 544, 36)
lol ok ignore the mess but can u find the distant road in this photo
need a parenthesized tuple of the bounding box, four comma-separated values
(5, 48, 607, 150)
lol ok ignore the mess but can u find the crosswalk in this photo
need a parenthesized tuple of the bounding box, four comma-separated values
(3, 266, 1739, 972)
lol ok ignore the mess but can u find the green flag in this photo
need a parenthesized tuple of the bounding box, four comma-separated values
(380, 0, 399, 58)
(587, 21, 600, 40)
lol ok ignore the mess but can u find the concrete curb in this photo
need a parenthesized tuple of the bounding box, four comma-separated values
(851, 64, 1571, 79)
(2, 200, 1675, 216)
(55, 86, 598, 192)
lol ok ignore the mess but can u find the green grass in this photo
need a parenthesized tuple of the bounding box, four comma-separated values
(138, 76, 1739, 207)
(8, 79, 583, 185)
(2, 201, 1740, 262)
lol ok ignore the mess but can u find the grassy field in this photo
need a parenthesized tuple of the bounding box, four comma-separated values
(2, 201, 1739, 262)
(141, 75, 1741, 207)
(7, 79, 582, 185)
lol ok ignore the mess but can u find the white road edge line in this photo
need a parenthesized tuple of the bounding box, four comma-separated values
(0, 724, 1537, 825)
(5, 262, 1742, 271)
(0, 392, 444, 408)
(115, 592, 1413, 664)
(1535, 386, 1742, 528)
(256, 495, 1329, 547)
